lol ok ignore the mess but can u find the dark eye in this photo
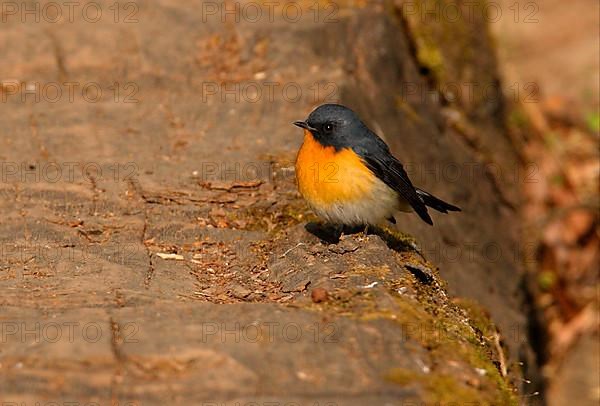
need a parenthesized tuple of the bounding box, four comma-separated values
(323, 123, 334, 134)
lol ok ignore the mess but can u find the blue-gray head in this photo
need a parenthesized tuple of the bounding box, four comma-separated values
(293, 103, 369, 149)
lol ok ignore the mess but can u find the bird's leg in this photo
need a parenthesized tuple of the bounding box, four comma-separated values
(340, 224, 367, 236)
(332, 223, 344, 241)
(305, 222, 343, 244)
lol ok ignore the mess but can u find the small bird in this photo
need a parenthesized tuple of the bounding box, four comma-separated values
(293, 103, 460, 228)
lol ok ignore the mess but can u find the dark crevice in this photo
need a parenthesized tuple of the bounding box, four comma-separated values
(404, 264, 435, 285)
(109, 317, 125, 402)
(142, 212, 154, 289)
(47, 30, 68, 81)
(520, 273, 548, 401)
(127, 178, 155, 289)
(394, 6, 516, 213)
(394, 7, 439, 92)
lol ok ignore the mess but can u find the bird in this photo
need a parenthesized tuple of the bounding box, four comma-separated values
(293, 103, 460, 229)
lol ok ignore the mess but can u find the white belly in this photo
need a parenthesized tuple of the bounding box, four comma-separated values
(309, 177, 406, 226)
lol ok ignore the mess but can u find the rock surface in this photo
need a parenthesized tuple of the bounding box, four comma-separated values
(0, 1, 537, 403)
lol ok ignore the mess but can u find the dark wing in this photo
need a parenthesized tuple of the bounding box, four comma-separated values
(352, 137, 433, 225)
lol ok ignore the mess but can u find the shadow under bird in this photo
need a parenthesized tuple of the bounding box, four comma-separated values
(293, 103, 460, 228)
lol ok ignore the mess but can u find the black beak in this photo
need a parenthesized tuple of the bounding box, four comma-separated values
(293, 121, 316, 132)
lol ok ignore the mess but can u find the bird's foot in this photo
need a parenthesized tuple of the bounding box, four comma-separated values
(305, 222, 343, 244)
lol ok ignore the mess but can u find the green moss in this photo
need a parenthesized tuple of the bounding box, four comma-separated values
(585, 111, 600, 133)
(454, 298, 496, 338)
(395, 0, 501, 112)
(538, 271, 556, 291)
(397, 0, 479, 85)
(410, 25, 447, 84)
(386, 368, 491, 404)
(442, 298, 518, 406)
(301, 261, 517, 404)
(348, 264, 392, 280)
(384, 367, 421, 385)
(229, 195, 314, 235)
(426, 373, 485, 403)
(369, 227, 423, 257)
(543, 132, 560, 149)
(508, 109, 530, 129)
(417, 40, 445, 78)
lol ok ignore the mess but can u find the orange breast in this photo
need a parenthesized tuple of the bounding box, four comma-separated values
(295, 130, 377, 206)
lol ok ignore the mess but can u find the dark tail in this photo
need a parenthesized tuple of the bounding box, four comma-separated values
(416, 189, 461, 214)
